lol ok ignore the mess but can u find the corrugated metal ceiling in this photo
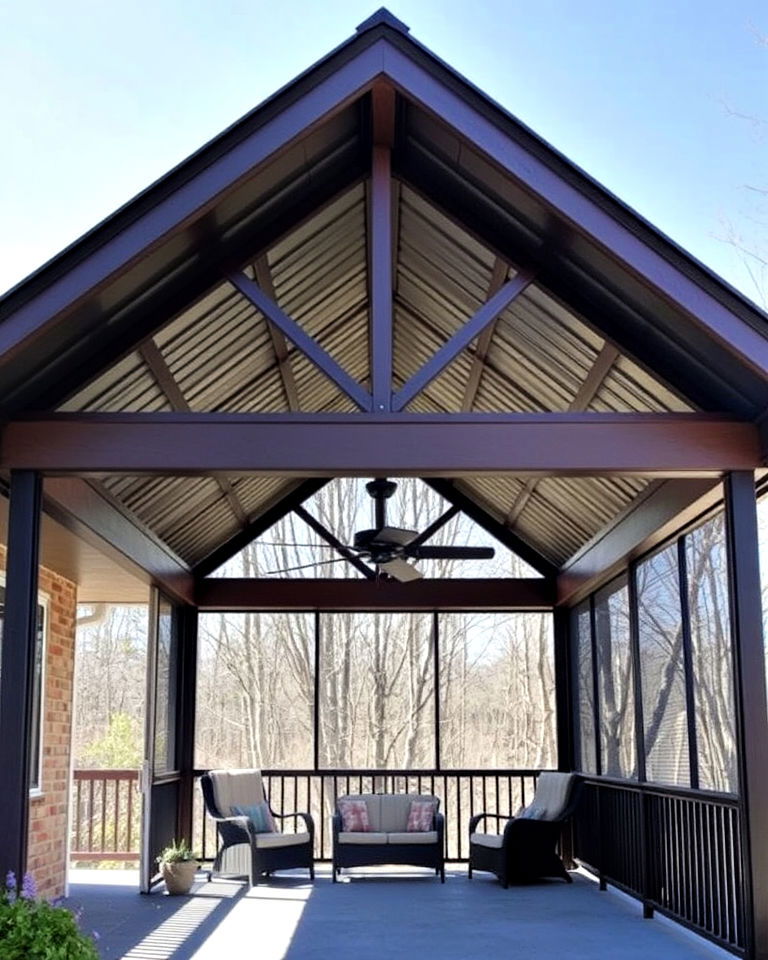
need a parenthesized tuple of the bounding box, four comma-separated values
(61, 180, 695, 570)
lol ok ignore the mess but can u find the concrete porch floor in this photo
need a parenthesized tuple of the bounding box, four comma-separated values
(65, 866, 733, 960)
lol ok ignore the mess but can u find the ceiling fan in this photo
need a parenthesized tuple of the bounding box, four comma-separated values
(266, 478, 495, 582)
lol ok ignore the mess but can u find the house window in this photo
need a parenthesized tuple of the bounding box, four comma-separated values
(0, 585, 47, 792)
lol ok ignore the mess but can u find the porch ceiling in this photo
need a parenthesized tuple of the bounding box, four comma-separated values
(1, 12, 767, 580)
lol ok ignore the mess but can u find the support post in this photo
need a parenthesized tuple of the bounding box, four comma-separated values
(176, 605, 198, 844)
(0, 471, 42, 885)
(724, 472, 768, 960)
(553, 607, 575, 868)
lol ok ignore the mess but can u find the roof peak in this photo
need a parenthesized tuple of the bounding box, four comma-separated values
(356, 8, 410, 35)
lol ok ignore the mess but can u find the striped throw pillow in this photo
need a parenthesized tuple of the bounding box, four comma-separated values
(231, 802, 275, 833)
(338, 799, 371, 832)
(406, 799, 436, 832)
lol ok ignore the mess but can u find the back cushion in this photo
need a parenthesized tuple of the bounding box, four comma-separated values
(521, 773, 574, 821)
(380, 794, 439, 833)
(210, 769, 265, 814)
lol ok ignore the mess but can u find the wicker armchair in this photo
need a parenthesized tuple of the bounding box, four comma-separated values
(468, 772, 580, 887)
(201, 769, 314, 886)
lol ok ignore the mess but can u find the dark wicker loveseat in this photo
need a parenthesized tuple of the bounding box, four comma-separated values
(332, 793, 445, 882)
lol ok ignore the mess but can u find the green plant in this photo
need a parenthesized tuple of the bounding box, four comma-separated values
(156, 839, 198, 864)
(0, 872, 99, 960)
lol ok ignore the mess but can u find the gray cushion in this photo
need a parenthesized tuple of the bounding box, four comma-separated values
(470, 832, 505, 849)
(209, 769, 266, 813)
(387, 831, 438, 845)
(254, 831, 310, 849)
(519, 773, 574, 821)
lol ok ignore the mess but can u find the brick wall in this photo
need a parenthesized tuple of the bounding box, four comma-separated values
(0, 546, 77, 899)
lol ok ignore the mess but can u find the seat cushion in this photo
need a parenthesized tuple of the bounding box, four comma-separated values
(470, 832, 505, 849)
(255, 831, 311, 849)
(387, 831, 438, 845)
(338, 832, 389, 845)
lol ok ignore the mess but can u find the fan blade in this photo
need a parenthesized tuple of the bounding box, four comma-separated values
(263, 557, 350, 575)
(407, 546, 495, 560)
(379, 558, 424, 582)
(372, 526, 419, 546)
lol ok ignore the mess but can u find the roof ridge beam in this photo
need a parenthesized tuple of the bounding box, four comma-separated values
(392, 269, 535, 411)
(229, 271, 372, 412)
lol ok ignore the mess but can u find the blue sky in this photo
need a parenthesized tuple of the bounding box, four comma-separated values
(1, 0, 766, 303)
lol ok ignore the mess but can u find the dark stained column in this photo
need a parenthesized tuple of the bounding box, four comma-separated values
(723, 472, 768, 960)
(0, 471, 42, 885)
(553, 607, 575, 869)
(176, 605, 199, 844)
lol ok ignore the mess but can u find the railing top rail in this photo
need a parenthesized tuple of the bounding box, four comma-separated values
(192, 767, 549, 778)
(73, 769, 140, 780)
(579, 773, 739, 806)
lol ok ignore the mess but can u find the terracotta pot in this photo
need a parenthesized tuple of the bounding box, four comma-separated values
(161, 859, 199, 895)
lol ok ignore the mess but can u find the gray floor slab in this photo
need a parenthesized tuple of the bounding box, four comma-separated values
(65, 866, 733, 960)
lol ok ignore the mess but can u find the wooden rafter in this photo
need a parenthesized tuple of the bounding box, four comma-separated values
(253, 255, 300, 411)
(392, 269, 535, 411)
(229, 271, 372, 411)
(461, 257, 510, 411)
(293, 504, 376, 579)
(505, 342, 621, 527)
(138, 338, 249, 526)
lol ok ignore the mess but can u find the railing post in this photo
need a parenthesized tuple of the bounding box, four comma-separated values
(724, 472, 768, 960)
(0, 470, 42, 886)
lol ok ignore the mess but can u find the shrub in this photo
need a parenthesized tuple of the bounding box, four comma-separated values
(0, 872, 99, 960)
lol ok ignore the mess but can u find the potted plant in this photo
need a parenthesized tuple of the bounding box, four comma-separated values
(0, 871, 100, 959)
(156, 839, 199, 895)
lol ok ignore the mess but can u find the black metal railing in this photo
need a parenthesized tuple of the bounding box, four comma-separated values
(193, 768, 543, 862)
(574, 777, 744, 955)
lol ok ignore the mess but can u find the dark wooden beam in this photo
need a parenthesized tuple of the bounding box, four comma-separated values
(293, 504, 376, 579)
(196, 577, 555, 611)
(193, 478, 329, 577)
(461, 257, 509, 411)
(392, 270, 535, 411)
(253, 255, 300, 411)
(139, 337, 249, 526)
(4, 413, 758, 476)
(724, 472, 768, 960)
(557, 478, 723, 604)
(0, 471, 41, 885)
(506, 342, 620, 526)
(409, 504, 460, 548)
(228, 271, 372, 411)
(423, 478, 557, 578)
(43, 477, 195, 604)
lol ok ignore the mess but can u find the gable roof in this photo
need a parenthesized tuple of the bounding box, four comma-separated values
(1, 9, 766, 582)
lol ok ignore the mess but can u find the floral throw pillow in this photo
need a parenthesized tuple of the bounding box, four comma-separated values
(231, 802, 275, 833)
(338, 799, 371, 832)
(406, 799, 436, 832)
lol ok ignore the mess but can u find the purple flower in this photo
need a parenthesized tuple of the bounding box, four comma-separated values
(5, 871, 16, 891)
(21, 873, 37, 900)
(92, 930, 101, 941)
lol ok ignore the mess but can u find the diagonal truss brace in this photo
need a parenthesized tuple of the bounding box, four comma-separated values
(229, 271, 372, 412)
(392, 269, 535, 411)
(293, 505, 376, 579)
